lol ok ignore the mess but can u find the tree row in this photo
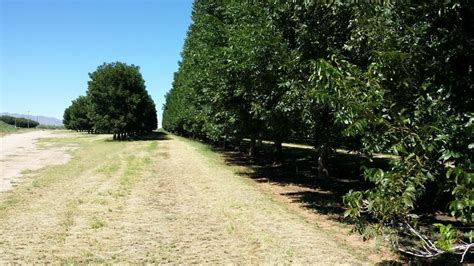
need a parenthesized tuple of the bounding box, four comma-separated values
(0, 115, 39, 128)
(162, 0, 473, 255)
(64, 62, 158, 139)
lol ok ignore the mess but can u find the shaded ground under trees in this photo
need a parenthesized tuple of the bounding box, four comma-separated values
(201, 138, 473, 264)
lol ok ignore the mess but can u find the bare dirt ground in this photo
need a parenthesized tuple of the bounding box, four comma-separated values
(0, 132, 391, 264)
(0, 130, 76, 192)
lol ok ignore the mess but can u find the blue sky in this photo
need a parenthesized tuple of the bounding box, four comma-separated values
(0, 0, 193, 126)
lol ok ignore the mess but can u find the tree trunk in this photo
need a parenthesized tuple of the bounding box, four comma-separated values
(273, 139, 282, 164)
(249, 137, 256, 157)
(113, 133, 117, 140)
(234, 137, 242, 152)
(317, 147, 329, 179)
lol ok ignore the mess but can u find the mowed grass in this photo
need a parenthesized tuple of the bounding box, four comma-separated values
(0, 132, 160, 263)
(2, 134, 108, 210)
(0, 131, 389, 264)
(0, 121, 42, 137)
(171, 133, 397, 262)
(0, 133, 157, 212)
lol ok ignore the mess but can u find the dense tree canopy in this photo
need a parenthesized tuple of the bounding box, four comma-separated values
(64, 62, 157, 139)
(163, 0, 473, 259)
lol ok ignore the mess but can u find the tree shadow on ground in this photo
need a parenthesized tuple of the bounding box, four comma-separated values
(131, 131, 170, 141)
(377, 252, 473, 265)
(104, 131, 170, 142)
(217, 141, 390, 220)
(215, 141, 473, 264)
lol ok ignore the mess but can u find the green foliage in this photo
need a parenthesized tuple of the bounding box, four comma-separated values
(341, 1, 473, 230)
(447, 160, 474, 224)
(434, 223, 458, 251)
(63, 96, 93, 132)
(87, 62, 156, 135)
(0, 115, 39, 128)
(64, 62, 158, 138)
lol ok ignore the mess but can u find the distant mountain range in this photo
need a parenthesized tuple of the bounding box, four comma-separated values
(0, 112, 63, 126)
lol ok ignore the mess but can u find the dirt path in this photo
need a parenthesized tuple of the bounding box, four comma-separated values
(0, 130, 76, 192)
(0, 133, 374, 264)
